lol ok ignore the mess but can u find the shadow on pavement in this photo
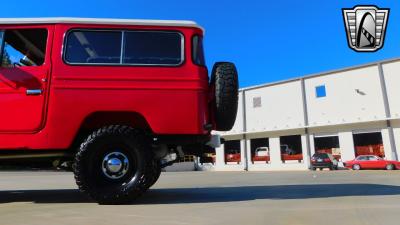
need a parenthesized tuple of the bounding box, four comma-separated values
(0, 183, 399, 204)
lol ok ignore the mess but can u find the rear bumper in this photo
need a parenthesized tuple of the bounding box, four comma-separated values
(311, 162, 333, 168)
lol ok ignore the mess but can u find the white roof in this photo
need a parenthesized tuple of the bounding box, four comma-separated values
(0, 17, 204, 32)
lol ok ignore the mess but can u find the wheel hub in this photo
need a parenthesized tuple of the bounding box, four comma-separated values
(102, 152, 129, 179)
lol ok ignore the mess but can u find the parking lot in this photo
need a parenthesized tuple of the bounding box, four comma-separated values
(1, 170, 400, 225)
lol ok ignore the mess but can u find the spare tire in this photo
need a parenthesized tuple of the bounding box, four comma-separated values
(211, 62, 239, 131)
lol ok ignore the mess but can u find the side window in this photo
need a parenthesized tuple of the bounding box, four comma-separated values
(369, 156, 378, 160)
(357, 156, 366, 161)
(0, 29, 47, 68)
(64, 30, 183, 66)
(192, 35, 206, 66)
(123, 31, 182, 65)
(65, 31, 122, 64)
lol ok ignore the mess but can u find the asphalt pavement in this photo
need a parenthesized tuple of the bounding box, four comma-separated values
(0, 170, 400, 225)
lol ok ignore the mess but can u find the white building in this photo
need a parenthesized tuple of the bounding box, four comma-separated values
(198, 58, 400, 171)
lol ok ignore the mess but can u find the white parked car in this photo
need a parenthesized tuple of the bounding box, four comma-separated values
(255, 147, 270, 156)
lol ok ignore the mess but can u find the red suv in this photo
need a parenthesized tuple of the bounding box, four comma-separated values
(0, 18, 238, 204)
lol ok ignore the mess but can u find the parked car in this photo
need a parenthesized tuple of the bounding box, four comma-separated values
(0, 18, 239, 204)
(311, 153, 338, 170)
(200, 153, 216, 164)
(255, 147, 269, 157)
(252, 147, 270, 163)
(225, 149, 241, 163)
(344, 155, 400, 170)
(280, 144, 296, 155)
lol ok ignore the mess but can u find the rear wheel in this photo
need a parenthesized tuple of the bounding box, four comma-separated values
(142, 160, 162, 190)
(334, 165, 339, 170)
(386, 164, 395, 170)
(352, 164, 361, 170)
(73, 125, 150, 204)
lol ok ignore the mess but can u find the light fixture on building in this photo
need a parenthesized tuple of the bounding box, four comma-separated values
(355, 89, 366, 95)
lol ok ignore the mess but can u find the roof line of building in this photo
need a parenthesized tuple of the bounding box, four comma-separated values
(241, 57, 400, 92)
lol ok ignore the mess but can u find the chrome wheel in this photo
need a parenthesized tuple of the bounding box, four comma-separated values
(386, 164, 394, 170)
(353, 164, 361, 170)
(102, 152, 129, 179)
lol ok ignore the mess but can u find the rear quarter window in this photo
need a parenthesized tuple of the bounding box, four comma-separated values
(313, 153, 328, 159)
(192, 35, 206, 66)
(123, 31, 183, 65)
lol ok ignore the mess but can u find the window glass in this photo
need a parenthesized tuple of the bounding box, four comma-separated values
(369, 156, 378, 160)
(65, 31, 122, 64)
(1, 29, 47, 67)
(315, 85, 326, 98)
(192, 35, 206, 66)
(357, 156, 367, 161)
(0, 31, 4, 64)
(123, 31, 182, 65)
(313, 153, 328, 159)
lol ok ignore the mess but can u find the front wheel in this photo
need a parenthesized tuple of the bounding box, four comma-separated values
(73, 125, 150, 204)
(352, 164, 361, 170)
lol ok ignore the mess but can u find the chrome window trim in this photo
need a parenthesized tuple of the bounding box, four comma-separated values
(63, 29, 185, 67)
(120, 31, 125, 64)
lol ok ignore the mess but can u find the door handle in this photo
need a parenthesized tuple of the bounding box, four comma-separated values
(26, 89, 43, 95)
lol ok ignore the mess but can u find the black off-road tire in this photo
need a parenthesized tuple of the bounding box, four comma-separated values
(211, 62, 239, 131)
(73, 125, 150, 204)
(143, 160, 162, 190)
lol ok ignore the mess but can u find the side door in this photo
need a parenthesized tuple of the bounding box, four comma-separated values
(355, 156, 368, 168)
(369, 156, 386, 169)
(0, 26, 52, 132)
(361, 156, 375, 169)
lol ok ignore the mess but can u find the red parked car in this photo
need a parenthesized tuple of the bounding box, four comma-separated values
(0, 18, 239, 204)
(225, 149, 241, 163)
(344, 155, 400, 170)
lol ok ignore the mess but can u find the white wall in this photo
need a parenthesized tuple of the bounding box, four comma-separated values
(382, 61, 400, 118)
(245, 81, 305, 132)
(220, 91, 244, 135)
(391, 120, 400, 160)
(305, 65, 386, 126)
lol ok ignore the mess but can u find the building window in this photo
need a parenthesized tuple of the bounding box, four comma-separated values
(315, 85, 326, 98)
(253, 97, 261, 108)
